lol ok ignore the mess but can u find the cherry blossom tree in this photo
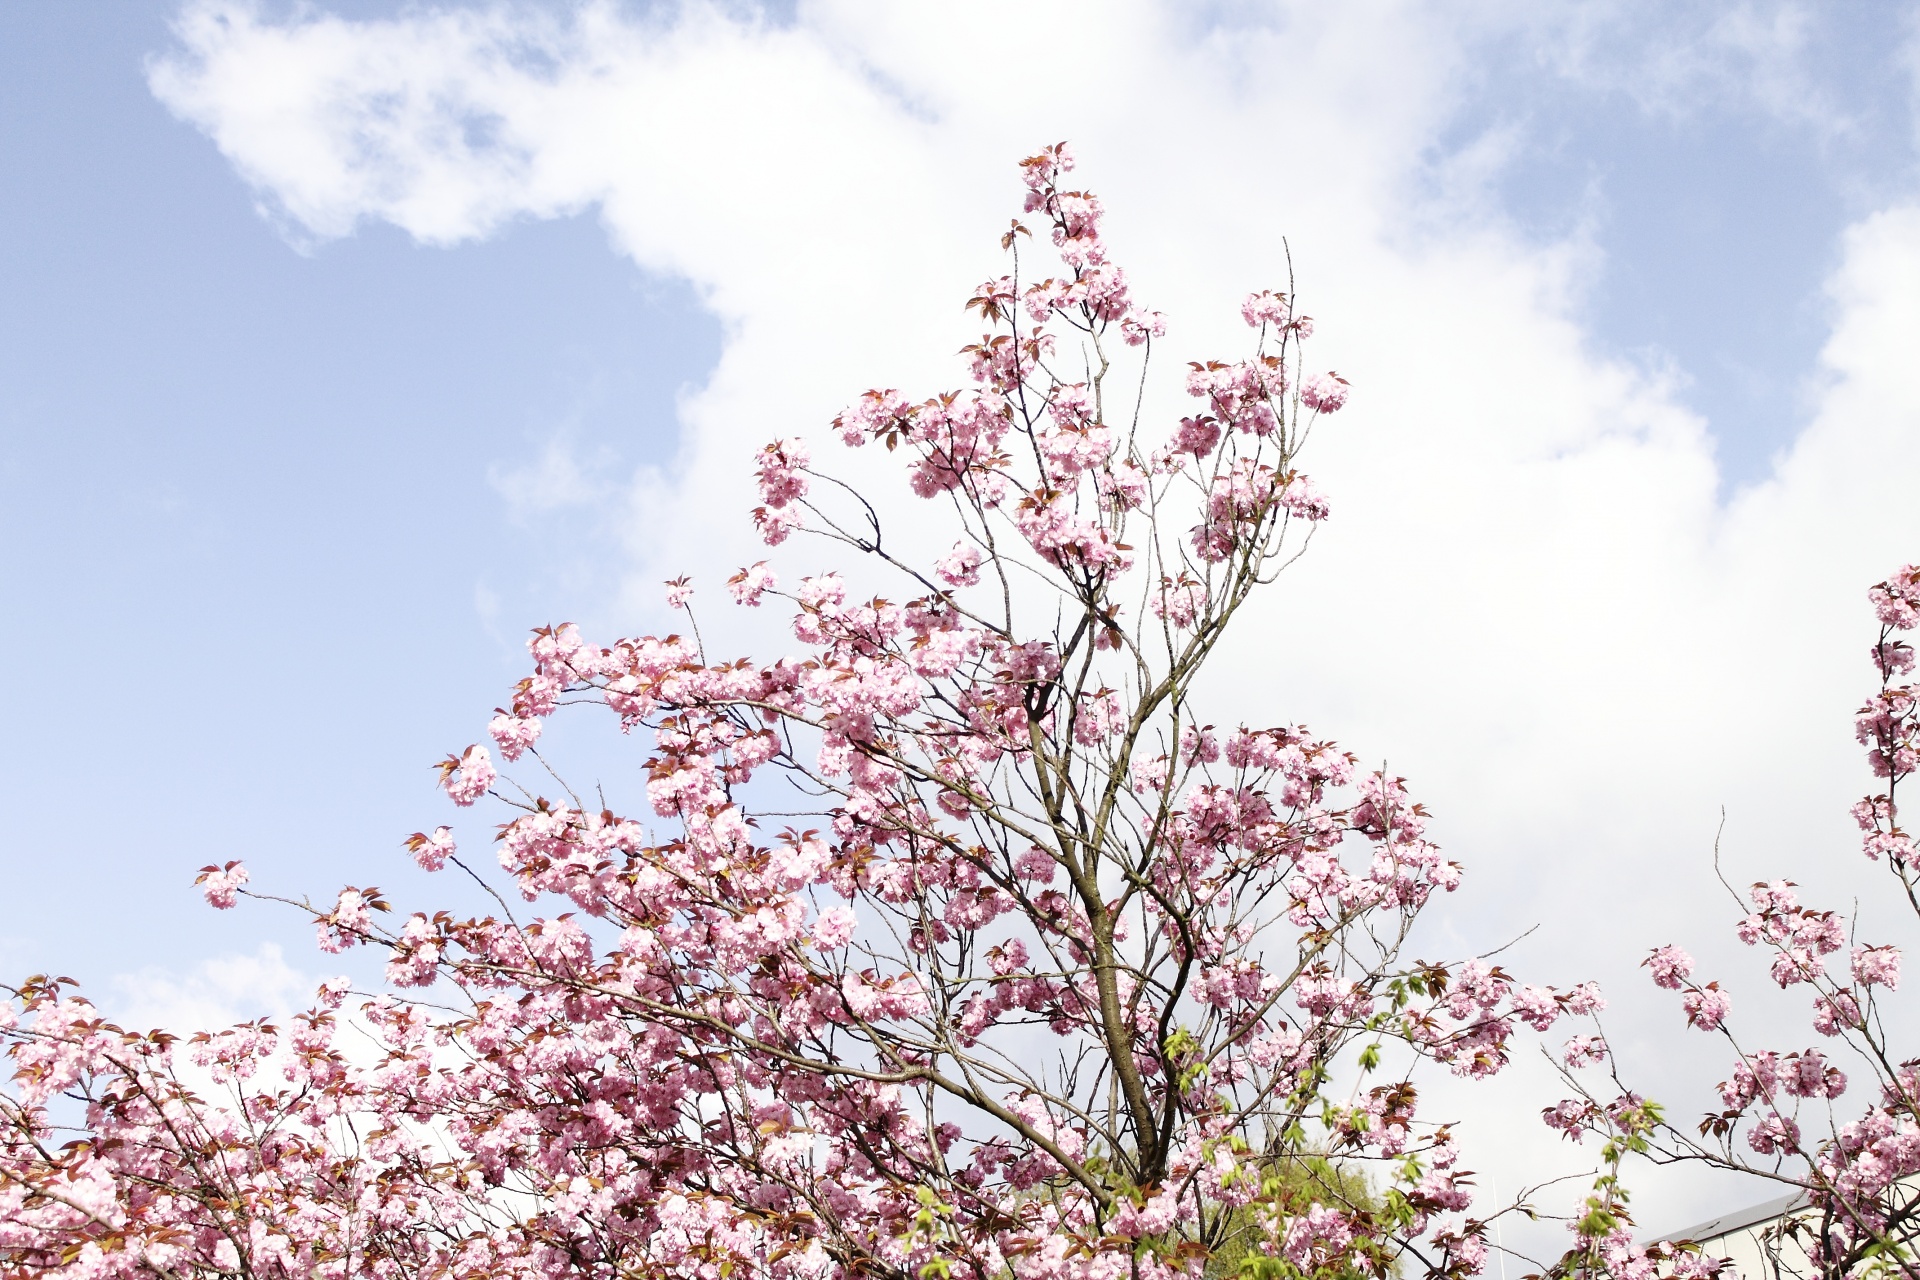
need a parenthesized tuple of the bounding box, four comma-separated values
(1540, 567, 1920, 1280)
(4, 145, 1609, 1280)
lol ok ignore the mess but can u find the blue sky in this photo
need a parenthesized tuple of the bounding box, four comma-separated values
(6, 0, 1920, 1227)
(0, 2, 718, 984)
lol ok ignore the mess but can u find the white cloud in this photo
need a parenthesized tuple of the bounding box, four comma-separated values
(148, 0, 1920, 1241)
(109, 943, 316, 1033)
(490, 431, 612, 515)
(1519, 0, 1850, 134)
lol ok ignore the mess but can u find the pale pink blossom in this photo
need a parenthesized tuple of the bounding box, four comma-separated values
(1172, 415, 1221, 458)
(754, 437, 811, 509)
(1814, 992, 1864, 1036)
(406, 826, 455, 872)
(1509, 985, 1560, 1031)
(813, 905, 857, 950)
(1013, 846, 1057, 885)
(1646, 944, 1694, 990)
(1240, 289, 1290, 329)
(1280, 474, 1329, 521)
(728, 561, 777, 607)
(1868, 565, 1920, 629)
(1151, 577, 1207, 630)
(936, 542, 983, 588)
(1301, 372, 1349, 413)
(1562, 1034, 1609, 1068)
(441, 744, 496, 806)
(1543, 1098, 1595, 1140)
(1748, 1112, 1801, 1155)
(753, 504, 796, 545)
(1682, 984, 1731, 1031)
(487, 711, 542, 762)
(196, 860, 248, 910)
(1854, 944, 1901, 989)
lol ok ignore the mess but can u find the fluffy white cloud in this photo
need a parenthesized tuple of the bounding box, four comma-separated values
(149, 0, 1920, 1239)
(110, 943, 315, 1033)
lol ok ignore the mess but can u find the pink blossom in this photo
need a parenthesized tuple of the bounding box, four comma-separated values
(1301, 372, 1350, 414)
(316, 887, 371, 953)
(1794, 911, 1846, 955)
(1854, 944, 1901, 989)
(386, 913, 441, 987)
(1750, 879, 1799, 913)
(1543, 1098, 1595, 1140)
(487, 711, 542, 762)
(1872, 639, 1916, 675)
(1863, 830, 1914, 862)
(1682, 984, 1731, 1031)
(797, 573, 845, 612)
(1073, 688, 1122, 744)
(1646, 944, 1694, 990)
(1868, 564, 1920, 629)
(1151, 577, 1207, 630)
(1240, 289, 1290, 329)
(440, 744, 496, 806)
(1814, 992, 1864, 1036)
(1770, 948, 1821, 988)
(664, 576, 693, 609)
(1279, 474, 1329, 521)
(813, 905, 857, 950)
(728, 561, 777, 607)
(405, 825, 455, 872)
(754, 437, 811, 509)
(989, 938, 1029, 976)
(1783, 1050, 1846, 1099)
(1562, 1034, 1609, 1067)
(1014, 846, 1057, 884)
(753, 504, 796, 545)
(1509, 985, 1559, 1031)
(1130, 755, 1169, 796)
(936, 542, 983, 588)
(1180, 724, 1220, 765)
(1283, 1204, 1354, 1270)
(1748, 1112, 1802, 1155)
(1720, 1052, 1779, 1109)
(1172, 415, 1221, 458)
(196, 860, 248, 910)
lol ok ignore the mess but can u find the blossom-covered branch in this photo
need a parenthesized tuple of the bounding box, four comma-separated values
(5, 145, 1587, 1280)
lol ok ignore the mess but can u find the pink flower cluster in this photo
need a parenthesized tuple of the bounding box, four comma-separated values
(1855, 564, 1920, 863)
(1017, 142, 1166, 346)
(751, 437, 810, 546)
(1644, 945, 1732, 1031)
(194, 859, 248, 909)
(437, 742, 495, 805)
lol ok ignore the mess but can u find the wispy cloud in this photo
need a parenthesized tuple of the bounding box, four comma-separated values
(1527, 1, 1831, 122)
(489, 431, 614, 517)
(110, 943, 317, 1033)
